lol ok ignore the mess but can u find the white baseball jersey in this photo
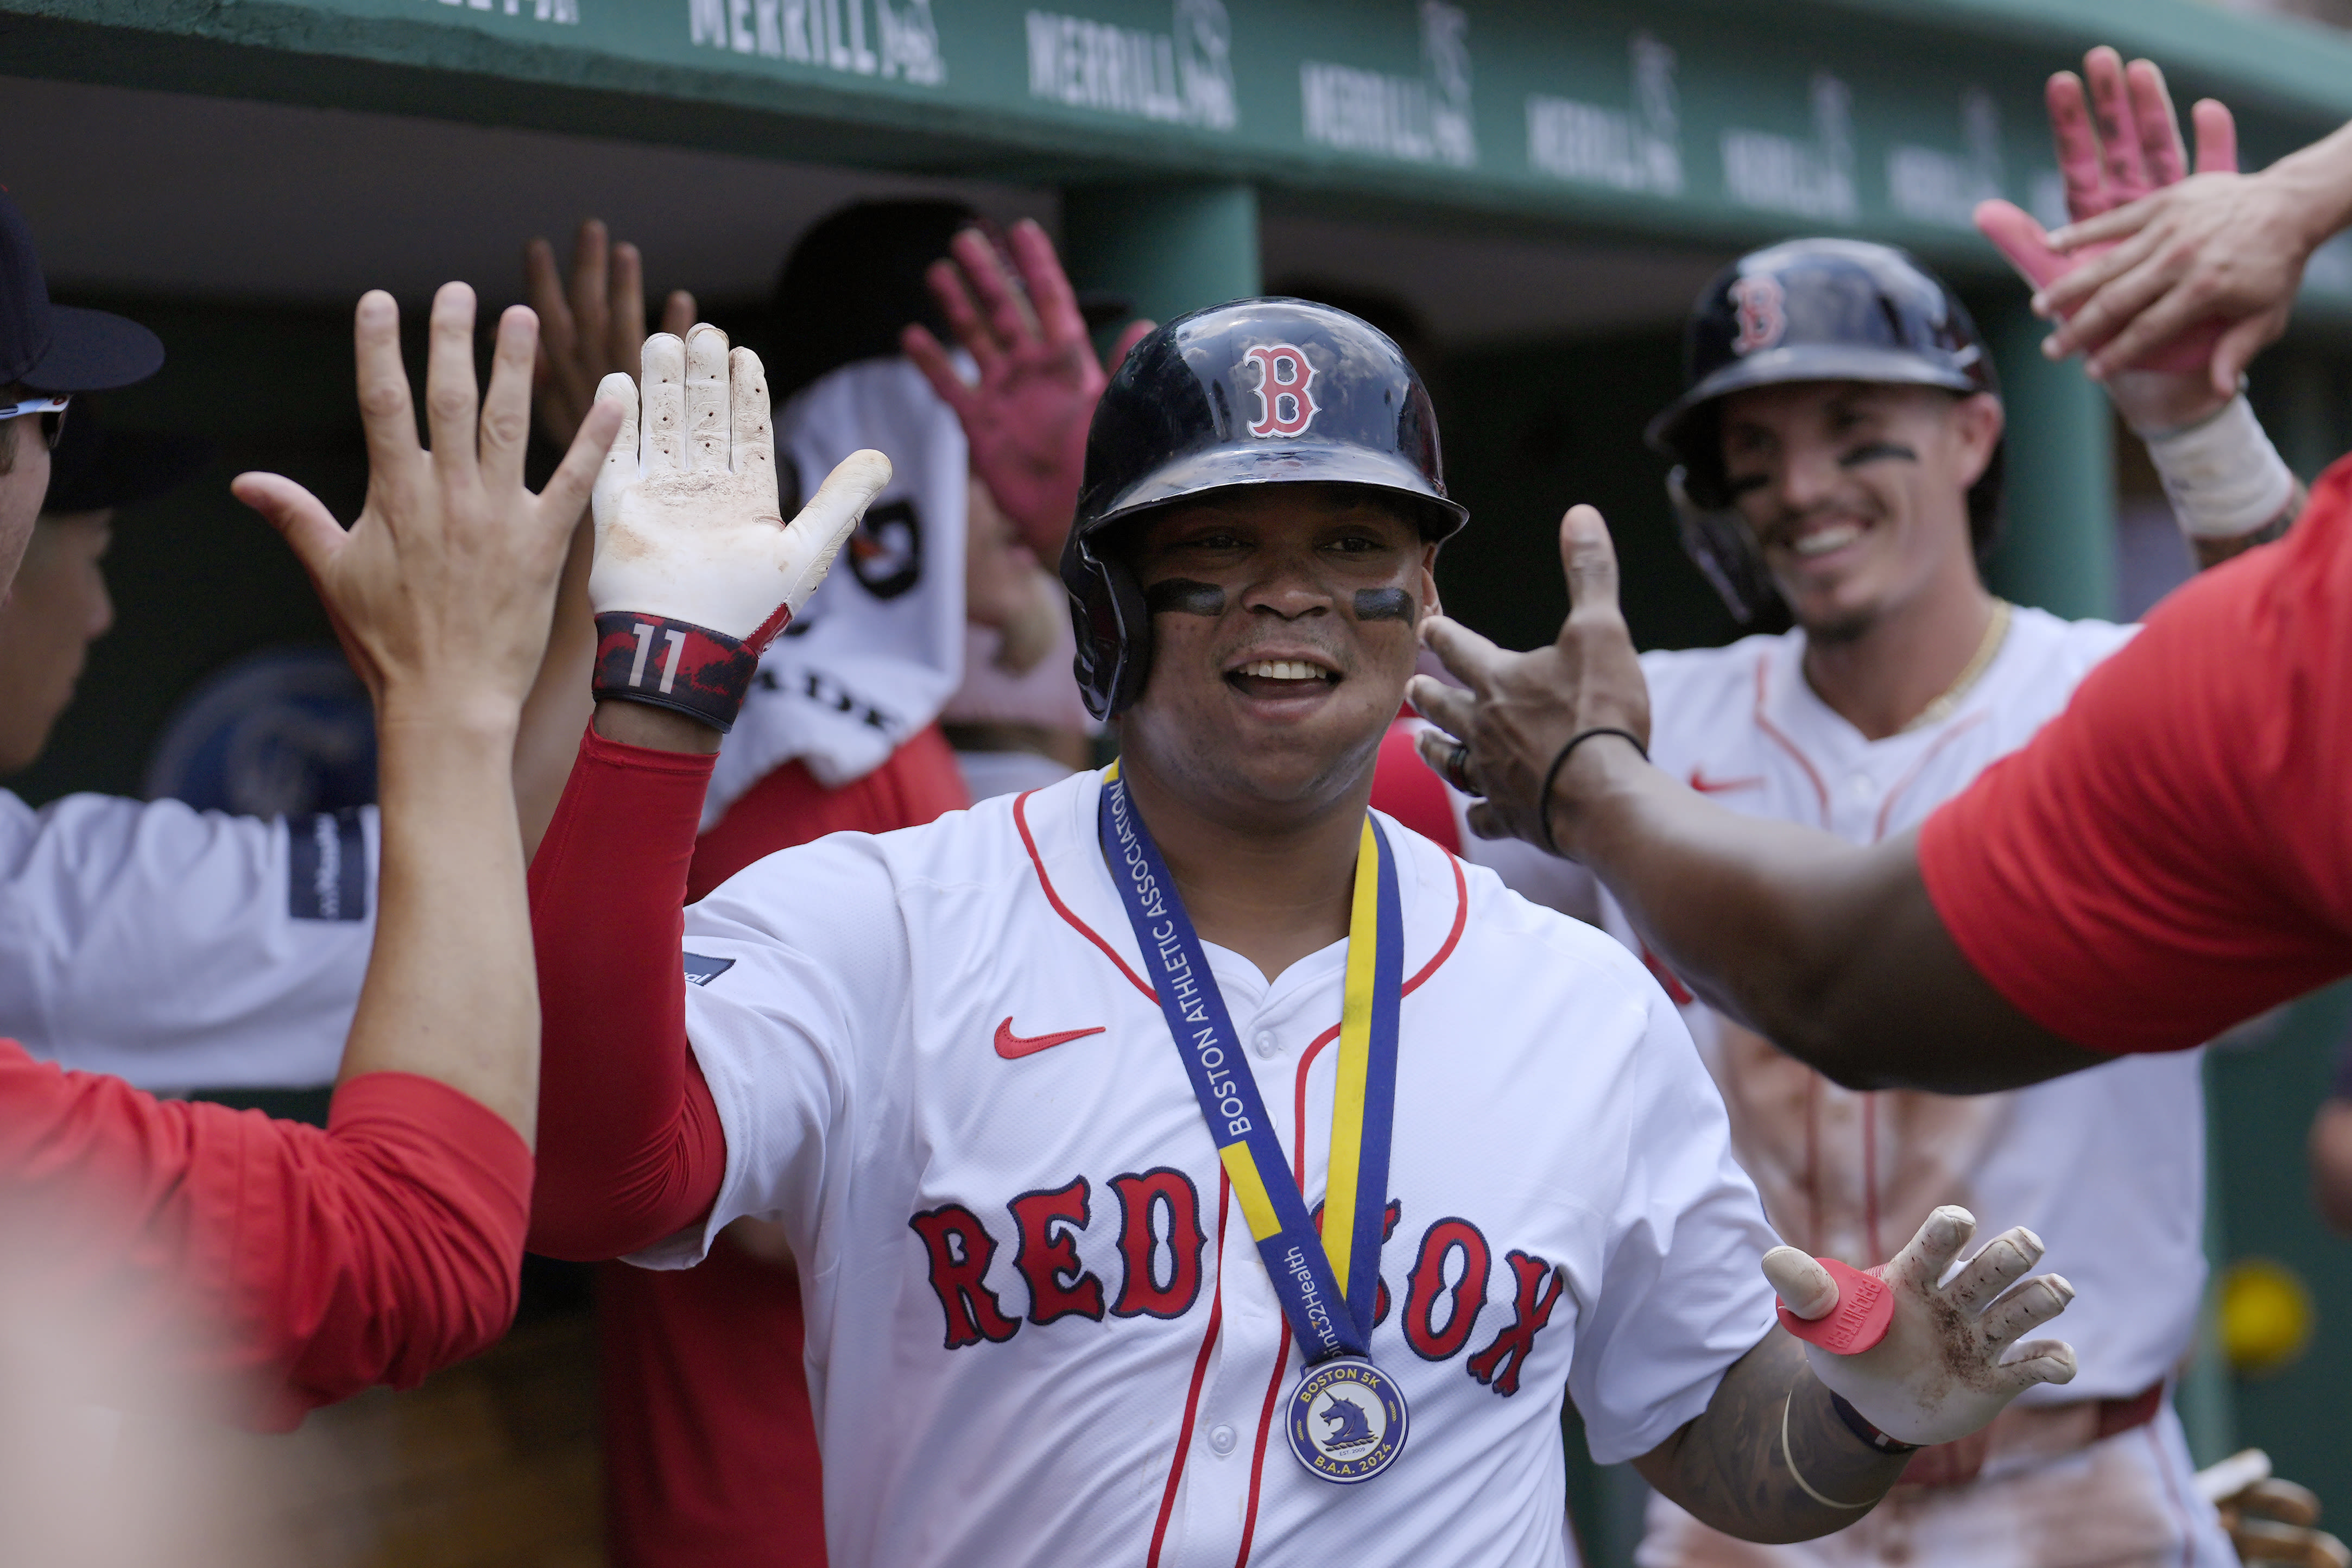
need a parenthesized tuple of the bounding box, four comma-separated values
(707, 357, 969, 823)
(0, 789, 375, 1090)
(1602, 606, 2204, 1406)
(643, 768, 1782, 1568)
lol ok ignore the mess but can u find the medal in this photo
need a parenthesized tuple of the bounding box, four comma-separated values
(1099, 768, 1409, 1483)
(1288, 1356, 1409, 1483)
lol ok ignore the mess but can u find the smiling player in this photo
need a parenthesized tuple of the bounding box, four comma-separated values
(523, 300, 2079, 1566)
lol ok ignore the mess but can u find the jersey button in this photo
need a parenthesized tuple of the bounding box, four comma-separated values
(1254, 1031, 1279, 1058)
(1208, 1424, 1238, 1456)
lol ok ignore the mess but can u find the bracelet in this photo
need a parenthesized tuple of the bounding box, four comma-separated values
(591, 610, 769, 734)
(1538, 727, 1647, 856)
(1829, 1391, 1921, 1455)
(2140, 393, 2297, 540)
(1779, 1394, 1876, 1510)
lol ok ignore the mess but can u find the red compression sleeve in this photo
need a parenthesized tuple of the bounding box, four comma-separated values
(0, 1048, 529, 1428)
(528, 725, 728, 1260)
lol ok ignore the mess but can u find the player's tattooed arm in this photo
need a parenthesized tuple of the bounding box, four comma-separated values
(1633, 1330, 1908, 1541)
(1640, 1209, 2076, 1541)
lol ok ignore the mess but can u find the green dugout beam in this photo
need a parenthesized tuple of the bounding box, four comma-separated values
(1062, 181, 1260, 332)
(1980, 291, 2116, 621)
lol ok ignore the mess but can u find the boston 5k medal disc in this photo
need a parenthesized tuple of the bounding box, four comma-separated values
(1287, 1357, 1408, 1483)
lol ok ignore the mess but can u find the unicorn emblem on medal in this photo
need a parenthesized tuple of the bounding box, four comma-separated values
(1287, 1356, 1411, 1483)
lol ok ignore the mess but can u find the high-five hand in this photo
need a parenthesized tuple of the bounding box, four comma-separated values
(1766, 1206, 2077, 1447)
(232, 284, 618, 724)
(587, 323, 890, 735)
(1974, 48, 2236, 391)
(526, 218, 698, 451)
(1408, 504, 1651, 856)
(900, 219, 1152, 557)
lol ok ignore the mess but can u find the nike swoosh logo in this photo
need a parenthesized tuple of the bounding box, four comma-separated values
(1689, 768, 1764, 795)
(994, 1018, 1108, 1060)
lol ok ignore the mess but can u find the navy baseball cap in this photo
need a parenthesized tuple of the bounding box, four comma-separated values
(0, 189, 162, 394)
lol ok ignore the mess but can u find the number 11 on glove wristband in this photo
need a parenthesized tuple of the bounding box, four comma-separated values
(592, 612, 766, 733)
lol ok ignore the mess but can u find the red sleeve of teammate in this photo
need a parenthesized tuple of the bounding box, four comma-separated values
(1920, 456, 2352, 1054)
(0, 1052, 529, 1428)
(527, 724, 728, 1260)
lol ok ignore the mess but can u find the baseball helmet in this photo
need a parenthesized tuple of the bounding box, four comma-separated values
(1646, 239, 2005, 622)
(1060, 297, 1465, 718)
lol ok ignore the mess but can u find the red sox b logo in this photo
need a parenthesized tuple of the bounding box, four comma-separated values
(1728, 275, 1786, 356)
(1244, 343, 1319, 438)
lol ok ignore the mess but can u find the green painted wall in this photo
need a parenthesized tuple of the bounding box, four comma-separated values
(11, 0, 2352, 315)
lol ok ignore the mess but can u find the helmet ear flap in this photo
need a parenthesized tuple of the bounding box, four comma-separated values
(1066, 531, 1154, 719)
(1668, 467, 1781, 626)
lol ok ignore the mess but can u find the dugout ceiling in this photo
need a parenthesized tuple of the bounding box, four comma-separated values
(7, 0, 2352, 320)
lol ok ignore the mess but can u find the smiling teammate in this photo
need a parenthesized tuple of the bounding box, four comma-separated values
(1604, 233, 2247, 1565)
(521, 299, 2080, 1566)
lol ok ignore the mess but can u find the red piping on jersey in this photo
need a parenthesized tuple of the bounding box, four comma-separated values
(1014, 788, 1155, 1000)
(1016, 789, 1470, 1004)
(1870, 712, 1988, 843)
(1147, 1167, 1232, 1568)
(1752, 658, 1831, 827)
(1236, 1319, 1293, 1568)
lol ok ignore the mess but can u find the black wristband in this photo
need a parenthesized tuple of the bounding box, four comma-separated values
(1537, 726, 1647, 856)
(1828, 1392, 1921, 1456)
(591, 611, 769, 734)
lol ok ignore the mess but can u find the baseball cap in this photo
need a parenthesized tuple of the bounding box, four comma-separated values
(41, 405, 210, 516)
(0, 189, 162, 394)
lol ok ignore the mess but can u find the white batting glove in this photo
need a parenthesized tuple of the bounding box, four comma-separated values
(587, 323, 891, 731)
(1763, 1205, 2078, 1449)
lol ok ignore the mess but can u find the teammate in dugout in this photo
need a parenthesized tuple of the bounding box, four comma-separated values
(526, 297, 2084, 1565)
(0, 185, 627, 1415)
(1394, 53, 2263, 1568)
(1408, 83, 2352, 1092)
(0, 404, 389, 1091)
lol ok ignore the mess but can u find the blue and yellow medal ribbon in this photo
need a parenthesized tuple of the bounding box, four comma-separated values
(1098, 765, 1403, 1360)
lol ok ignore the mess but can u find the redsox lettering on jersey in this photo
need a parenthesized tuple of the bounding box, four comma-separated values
(903, 1177, 1563, 1398)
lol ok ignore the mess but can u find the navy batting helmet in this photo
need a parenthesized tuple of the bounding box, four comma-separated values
(1061, 297, 1465, 718)
(1646, 239, 2004, 622)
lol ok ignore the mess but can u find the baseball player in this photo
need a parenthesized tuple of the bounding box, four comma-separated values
(1411, 72, 2352, 1093)
(0, 176, 623, 1415)
(522, 201, 1109, 1568)
(0, 404, 386, 1091)
(522, 298, 2081, 1566)
(1399, 56, 2264, 1568)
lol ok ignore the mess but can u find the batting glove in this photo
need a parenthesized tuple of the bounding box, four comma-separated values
(1764, 1205, 2078, 1449)
(587, 324, 891, 732)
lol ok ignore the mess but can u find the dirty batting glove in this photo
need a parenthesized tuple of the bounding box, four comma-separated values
(1763, 1205, 2078, 1449)
(588, 324, 891, 732)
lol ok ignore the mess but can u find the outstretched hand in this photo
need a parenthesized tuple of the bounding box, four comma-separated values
(1408, 504, 1651, 855)
(1975, 48, 2240, 397)
(1766, 1206, 2077, 1448)
(526, 218, 698, 451)
(591, 323, 889, 638)
(901, 219, 1152, 557)
(231, 284, 619, 727)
